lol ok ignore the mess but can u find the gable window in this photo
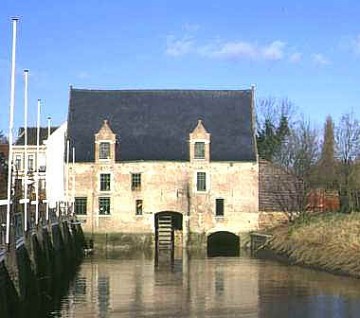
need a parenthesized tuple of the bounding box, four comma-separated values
(28, 155, 34, 171)
(15, 155, 22, 171)
(99, 142, 110, 159)
(194, 142, 205, 159)
(136, 199, 143, 215)
(197, 172, 207, 192)
(131, 173, 141, 191)
(75, 197, 87, 215)
(99, 197, 110, 215)
(216, 199, 224, 217)
(100, 173, 111, 191)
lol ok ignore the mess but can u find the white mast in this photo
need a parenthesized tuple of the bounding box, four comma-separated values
(45, 116, 51, 221)
(47, 116, 51, 138)
(66, 139, 70, 215)
(6, 17, 19, 245)
(72, 147, 75, 215)
(35, 98, 41, 225)
(24, 69, 29, 231)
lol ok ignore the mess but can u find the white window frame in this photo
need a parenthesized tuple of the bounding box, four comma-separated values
(195, 171, 210, 193)
(99, 172, 112, 192)
(98, 141, 111, 160)
(98, 196, 111, 216)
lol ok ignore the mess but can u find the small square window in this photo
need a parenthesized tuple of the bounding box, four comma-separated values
(99, 142, 110, 159)
(194, 142, 205, 159)
(216, 199, 224, 216)
(197, 172, 206, 192)
(132, 173, 141, 191)
(99, 197, 110, 215)
(15, 155, 22, 171)
(100, 173, 111, 191)
(136, 199, 143, 215)
(75, 197, 87, 215)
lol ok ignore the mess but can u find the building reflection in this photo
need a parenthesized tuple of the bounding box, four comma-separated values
(57, 252, 360, 318)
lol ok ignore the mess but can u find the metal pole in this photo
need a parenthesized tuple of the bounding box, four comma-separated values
(66, 139, 69, 215)
(46, 116, 51, 221)
(6, 17, 19, 245)
(47, 116, 51, 138)
(35, 98, 41, 225)
(24, 69, 29, 231)
(72, 147, 75, 215)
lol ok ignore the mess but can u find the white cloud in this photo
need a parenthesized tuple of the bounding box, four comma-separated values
(165, 35, 194, 57)
(289, 52, 302, 63)
(262, 41, 286, 60)
(200, 40, 286, 61)
(209, 41, 258, 59)
(312, 53, 330, 66)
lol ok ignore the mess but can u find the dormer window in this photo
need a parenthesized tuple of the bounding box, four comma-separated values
(99, 142, 110, 160)
(189, 119, 211, 162)
(94, 120, 117, 163)
(194, 142, 205, 159)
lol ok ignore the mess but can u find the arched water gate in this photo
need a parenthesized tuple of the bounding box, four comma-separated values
(207, 231, 240, 257)
(154, 212, 183, 252)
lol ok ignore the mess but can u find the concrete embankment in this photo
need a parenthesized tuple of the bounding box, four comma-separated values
(261, 212, 360, 278)
(0, 219, 85, 317)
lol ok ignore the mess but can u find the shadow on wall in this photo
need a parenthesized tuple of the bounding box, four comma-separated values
(207, 231, 240, 257)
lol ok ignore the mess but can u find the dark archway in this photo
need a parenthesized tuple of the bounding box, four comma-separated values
(207, 231, 240, 257)
(154, 212, 183, 250)
(154, 211, 183, 231)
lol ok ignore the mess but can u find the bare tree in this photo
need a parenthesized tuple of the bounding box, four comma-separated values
(336, 112, 360, 212)
(259, 116, 320, 220)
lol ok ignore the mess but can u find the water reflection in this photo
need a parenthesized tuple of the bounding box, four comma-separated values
(52, 250, 360, 318)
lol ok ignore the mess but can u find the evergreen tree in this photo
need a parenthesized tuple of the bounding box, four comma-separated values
(257, 115, 290, 162)
(316, 116, 337, 189)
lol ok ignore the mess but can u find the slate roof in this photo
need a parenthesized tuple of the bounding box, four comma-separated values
(15, 127, 58, 145)
(67, 88, 257, 162)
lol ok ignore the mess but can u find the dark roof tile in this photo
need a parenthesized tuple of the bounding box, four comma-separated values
(67, 88, 256, 162)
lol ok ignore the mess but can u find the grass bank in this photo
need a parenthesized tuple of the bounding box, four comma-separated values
(266, 212, 360, 278)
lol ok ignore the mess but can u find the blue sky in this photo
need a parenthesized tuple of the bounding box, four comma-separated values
(1, 0, 360, 134)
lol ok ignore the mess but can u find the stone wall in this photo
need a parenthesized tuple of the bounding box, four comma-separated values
(71, 160, 259, 246)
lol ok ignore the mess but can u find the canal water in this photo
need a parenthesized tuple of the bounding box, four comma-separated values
(50, 250, 360, 317)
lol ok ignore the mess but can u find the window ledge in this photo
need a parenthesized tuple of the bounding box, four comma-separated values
(98, 214, 112, 217)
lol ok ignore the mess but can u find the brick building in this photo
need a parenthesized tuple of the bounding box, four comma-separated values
(66, 87, 259, 248)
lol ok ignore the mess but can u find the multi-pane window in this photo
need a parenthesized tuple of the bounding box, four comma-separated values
(216, 199, 224, 216)
(100, 173, 111, 191)
(131, 173, 141, 191)
(99, 197, 110, 215)
(75, 197, 87, 215)
(136, 199, 143, 215)
(99, 142, 110, 159)
(28, 155, 34, 171)
(196, 172, 207, 192)
(15, 155, 22, 171)
(194, 142, 205, 159)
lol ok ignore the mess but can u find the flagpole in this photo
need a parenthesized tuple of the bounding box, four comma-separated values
(72, 147, 75, 216)
(35, 98, 41, 225)
(24, 70, 29, 231)
(6, 17, 19, 245)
